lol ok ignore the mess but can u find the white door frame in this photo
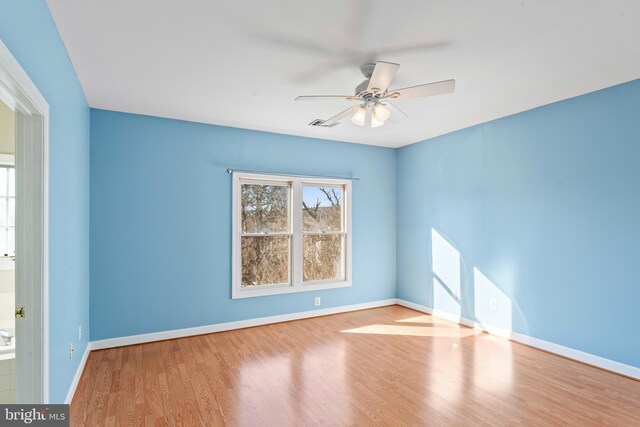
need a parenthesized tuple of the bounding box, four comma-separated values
(0, 40, 49, 403)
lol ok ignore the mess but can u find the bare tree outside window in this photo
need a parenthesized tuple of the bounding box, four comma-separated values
(241, 183, 290, 286)
(302, 186, 344, 282)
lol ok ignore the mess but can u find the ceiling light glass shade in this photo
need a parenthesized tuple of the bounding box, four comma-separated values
(373, 103, 391, 122)
(351, 106, 367, 126)
(371, 110, 385, 128)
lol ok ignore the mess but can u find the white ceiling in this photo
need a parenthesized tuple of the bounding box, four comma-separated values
(47, 0, 640, 148)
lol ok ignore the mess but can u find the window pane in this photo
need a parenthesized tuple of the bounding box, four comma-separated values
(0, 228, 6, 257)
(0, 198, 6, 226)
(8, 198, 14, 227)
(241, 236, 290, 287)
(303, 186, 343, 232)
(241, 183, 289, 233)
(8, 168, 14, 197)
(303, 235, 343, 282)
(0, 169, 6, 197)
(7, 228, 14, 257)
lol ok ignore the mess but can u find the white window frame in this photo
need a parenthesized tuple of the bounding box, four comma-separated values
(232, 172, 352, 299)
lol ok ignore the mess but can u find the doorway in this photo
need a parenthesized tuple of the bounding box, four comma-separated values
(0, 40, 49, 403)
(0, 98, 16, 402)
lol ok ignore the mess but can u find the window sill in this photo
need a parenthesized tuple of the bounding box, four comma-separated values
(232, 280, 351, 299)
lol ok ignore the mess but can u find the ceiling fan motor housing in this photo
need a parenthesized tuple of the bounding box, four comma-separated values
(355, 79, 370, 97)
(359, 63, 377, 78)
(356, 63, 386, 97)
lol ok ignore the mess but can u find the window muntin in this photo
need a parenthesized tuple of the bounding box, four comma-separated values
(232, 173, 352, 299)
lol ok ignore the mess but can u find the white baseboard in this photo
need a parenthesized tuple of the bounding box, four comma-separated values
(431, 308, 469, 326)
(392, 298, 432, 314)
(507, 331, 640, 379)
(396, 299, 640, 380)
(64, 342, 92, 404)
(91, 299, 398, 350)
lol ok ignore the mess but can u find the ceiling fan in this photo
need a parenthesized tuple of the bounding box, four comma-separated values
(295, 61, 455, 128)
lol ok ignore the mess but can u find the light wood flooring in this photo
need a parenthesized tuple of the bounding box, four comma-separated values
(70, 305, 640, 426)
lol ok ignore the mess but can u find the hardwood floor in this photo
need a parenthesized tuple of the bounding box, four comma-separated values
(70, 306, 640, 426)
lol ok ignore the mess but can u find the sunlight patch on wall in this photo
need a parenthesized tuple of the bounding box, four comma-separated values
(473, 267, 512, 333)
(432, 229, 461, 317)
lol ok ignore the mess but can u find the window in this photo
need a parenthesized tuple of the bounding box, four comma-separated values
(0, 165, 15, 258)
(232, 172, 352, 298)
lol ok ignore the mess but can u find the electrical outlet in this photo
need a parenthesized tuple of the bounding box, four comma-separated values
(314, 297, 321, 307)
(69, 343, 74, 359)
(490, 299, 497, 310)
(79, 325, 82, 341)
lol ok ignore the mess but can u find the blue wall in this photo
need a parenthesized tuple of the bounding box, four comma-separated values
(92, 80, 640, 370)
(397, 80, 640, 368)
(3, 0, 638, 405)
(0, 1, 91, 402)
(90, 109, 397, 340)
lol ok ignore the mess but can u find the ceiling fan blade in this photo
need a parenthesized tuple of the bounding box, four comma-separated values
(321, 106, 359, 127)
(384, 102, 408, 124)
(386, 79, 455, 100)
(296, 95, 361, 102)
(367, 61, 400, 94)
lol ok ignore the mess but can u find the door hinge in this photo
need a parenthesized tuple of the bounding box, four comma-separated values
(15, 306, 25, 318)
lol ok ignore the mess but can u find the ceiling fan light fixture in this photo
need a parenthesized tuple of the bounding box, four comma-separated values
(371, 110, 385, 128)
(296, 61, 455, 129)
(351, 106, 367, 126)
(374, 103, 391, 122)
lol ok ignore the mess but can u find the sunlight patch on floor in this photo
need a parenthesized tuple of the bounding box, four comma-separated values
(341, 324, 476, 337)
(396, 315, 433, 324)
